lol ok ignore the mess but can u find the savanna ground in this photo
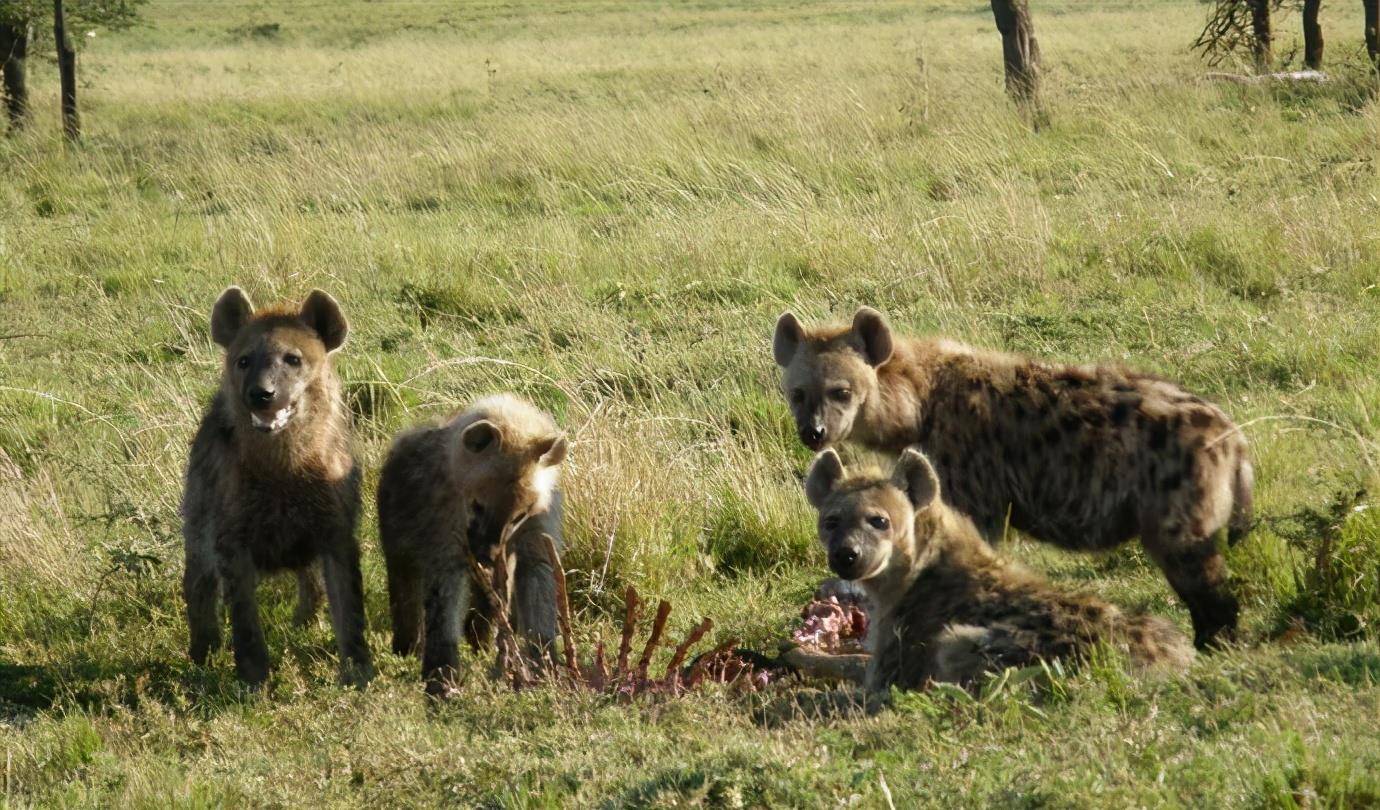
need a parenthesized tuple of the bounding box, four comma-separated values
(2, 0, 1380, 805)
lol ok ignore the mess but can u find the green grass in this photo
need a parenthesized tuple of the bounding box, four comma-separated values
(3, 0, 1380, 805)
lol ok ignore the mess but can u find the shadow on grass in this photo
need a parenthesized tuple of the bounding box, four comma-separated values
(0, 638, 353, 724)
(0, 656, 221, 722)
(749, 685, 880, 728)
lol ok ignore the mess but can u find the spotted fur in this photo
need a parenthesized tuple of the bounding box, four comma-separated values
(805, 447, 1194, 694)
(776, 307, 1252, 648)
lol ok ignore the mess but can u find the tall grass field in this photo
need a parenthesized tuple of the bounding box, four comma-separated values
(3, 0, 1380, 805)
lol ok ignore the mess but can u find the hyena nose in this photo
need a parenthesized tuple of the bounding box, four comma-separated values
(830, 546, 859, 569)
(247, 386, 275, 409)
(802, 425, 826, 445)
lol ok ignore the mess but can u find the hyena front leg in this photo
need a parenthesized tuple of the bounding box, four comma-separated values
(510, 533, 558, 672)
(183, 534, 221, 665)
(422, 573, 468, 697)
(292, 563, 325, 628)
(218, 548, 270, 685)
(1142, 515, 1239, 650)
(321, 541, 374, 688)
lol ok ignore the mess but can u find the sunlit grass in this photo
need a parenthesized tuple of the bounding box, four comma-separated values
(2, 0, 1380, 804)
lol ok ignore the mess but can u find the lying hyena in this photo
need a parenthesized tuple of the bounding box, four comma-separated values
(775, 307, 1252, 648)
(377, 394, 566, 696)
(806, 447, 1193, 693)
(182, 287, 372, 686)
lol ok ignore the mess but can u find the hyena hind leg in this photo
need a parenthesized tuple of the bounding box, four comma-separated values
(423, 576, 468, 697)
(387, 562, 425, 657)
(292, 563, 326, 628)
(1142, 517, 1239, 650)
(932, 623, 1031, 687)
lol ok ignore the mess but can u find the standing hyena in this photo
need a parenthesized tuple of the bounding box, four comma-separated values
(377, 394, 567, 696)
(805, 446, 1193, 693)
(774, 307, 1253, 648)
(181, 286, 373, 687)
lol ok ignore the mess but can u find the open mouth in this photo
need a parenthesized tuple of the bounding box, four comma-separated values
(250, 404, 296, 433)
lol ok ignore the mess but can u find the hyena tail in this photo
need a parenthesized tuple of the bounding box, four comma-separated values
(1227, 455, 1254, 546)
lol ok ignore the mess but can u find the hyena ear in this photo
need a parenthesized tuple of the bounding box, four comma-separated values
(537, 433, 568, 467)
(804, 449, 845, 508)
(892, 446, 940, 510)
(210, 286, 254, 348)
(299, 289, 349, 353)
(461, 420, 501, 454)
(773, 312, 805, 367)
(851, 307, 894, 367)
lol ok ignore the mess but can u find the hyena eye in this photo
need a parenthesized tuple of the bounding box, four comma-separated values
(235, 356, 250, 370)
(284, 353, 302, 367)
(867, 515, 890, 530)
(791, 389, 805, 404)
(829, 388, 851, 402)
(470, 500, 484, 517)
(822, 516, 840, 532)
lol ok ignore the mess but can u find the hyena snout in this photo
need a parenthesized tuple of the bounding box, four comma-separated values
(466, 505, 532, 564)
(800, 423, 827, 449)
(241, 368, 304, 432)
(466, 514, 505, 563)
(828, 542, 866, 579)
(247, 384, 276, 409)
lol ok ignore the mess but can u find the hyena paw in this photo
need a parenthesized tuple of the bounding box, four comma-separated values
(425, 679, 462, 700)
(339, 658, 374, 689)
(188, 637, 220, 666)
(236, 660, 270, 687)
(291, 604, 320, 629)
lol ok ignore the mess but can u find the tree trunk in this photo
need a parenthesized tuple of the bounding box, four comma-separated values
(1249, 0, 1273, 71)
(53, 0, 79, 140)
(1366, 0, 1379, 69)
(0, 20, 27, 131)
(990, 0, 1041, 105)
(1302, 0, 1323, 69)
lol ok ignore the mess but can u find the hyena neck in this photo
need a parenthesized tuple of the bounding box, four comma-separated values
(858, 534, 928, 619)
(893, 511, 998, 600)
(860, 565, 918, 621)
(854, 337, 952, 450)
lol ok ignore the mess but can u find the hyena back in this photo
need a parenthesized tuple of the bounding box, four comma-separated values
(377, 394, 566, 696)
(181, 286, 372, 686)
(805, 447, 1193, 693)
(775, 307, 1252, 648)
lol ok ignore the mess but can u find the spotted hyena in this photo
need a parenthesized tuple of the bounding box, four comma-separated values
(181, 287, 372, 686)
(377, 394, 566, 696)
(774, 306, 1252, 648)
(806, 446, 1194, 693)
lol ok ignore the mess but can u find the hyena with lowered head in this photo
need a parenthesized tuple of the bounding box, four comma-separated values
(377, 394, 567, 696)
(775, 307, 1253, 649)
(806, 446, 1193, 693)
(181, 287, 372, 686)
